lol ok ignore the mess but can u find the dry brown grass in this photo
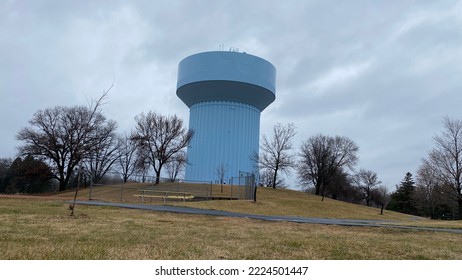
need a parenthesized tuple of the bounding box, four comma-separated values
(45, 185, 462, 229)
(54, 184, 409, 219)
(176, 188, 412, 220)
(1, 197, 462, 260)
(179, 188, 462, 229)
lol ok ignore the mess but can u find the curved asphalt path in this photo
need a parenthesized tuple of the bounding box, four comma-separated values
(73, 200, 462, 234)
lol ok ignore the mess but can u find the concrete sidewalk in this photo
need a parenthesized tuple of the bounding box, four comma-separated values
(73, 200, 462, 234)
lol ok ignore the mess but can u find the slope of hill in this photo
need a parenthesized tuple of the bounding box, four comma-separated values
(49, 182, 462, 229)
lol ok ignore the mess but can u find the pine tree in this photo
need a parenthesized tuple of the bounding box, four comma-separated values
(387, 172, 418, 215)
(0, 158, 13, 193)
(3, 156, 52, 194)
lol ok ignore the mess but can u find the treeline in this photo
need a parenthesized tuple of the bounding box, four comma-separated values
(254, 124, 388, 213)
(388, 118, 462, 220)
(255, 118, 462, 220)
(4, 90, 192, 193)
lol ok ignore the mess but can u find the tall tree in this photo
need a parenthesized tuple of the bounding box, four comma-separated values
(16, 90, 113, 191)
(298, 134, 359, 197)
(256, 123, 296, 189)
(387, 172, 417, 215)
(84, 120, 119, 184)
(424, 117, 462, 219)
(415, 160, 445, 218)
(131, 111, 193, 184)
(134, 147, 150, 183)
(354, 169, 382, 206)
(116, 134, 138, 183)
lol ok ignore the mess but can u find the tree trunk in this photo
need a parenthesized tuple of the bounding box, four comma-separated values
(272, 169, 277, 189)
(154, 161, 163, 184)
(59, 174, 71, 192)
(315, 182, 321, 196)
(59, 180, 66, 192)
(430, 204, 435, 219)
(155, 171, 161, 184)
(58, 170, 67, 191)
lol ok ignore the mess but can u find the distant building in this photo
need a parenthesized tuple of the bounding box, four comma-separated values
(176, 51, 276, 183)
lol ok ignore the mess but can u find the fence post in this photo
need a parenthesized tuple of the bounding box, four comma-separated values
(209, 181, 212, 200)
(230, 179, 233, 200)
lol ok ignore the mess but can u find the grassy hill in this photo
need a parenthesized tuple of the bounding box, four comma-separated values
(1, 185, 462, 259)
(53, 182, 456, 226)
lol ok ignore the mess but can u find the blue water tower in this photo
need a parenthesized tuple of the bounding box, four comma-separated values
(176, 51, 276, 182)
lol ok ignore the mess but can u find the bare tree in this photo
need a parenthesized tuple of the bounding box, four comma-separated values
(424, 117, 462, 219)
(370, 186, 389, 215)
(117, 134, 138, 183)
(257, 123, 296, 189)
(416, 160, 444, 218)
(214, 162, 229, 192)
(354, 169, 381, 206)
(134, 148, 150, 183)
(16, 90, 113, 191)
(165, 151, 187, 182)
(84, 119, 119, 184)
(131, 111, 194, 184)
(298, 134, 359, 198)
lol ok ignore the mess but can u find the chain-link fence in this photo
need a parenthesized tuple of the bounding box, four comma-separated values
(228, 174, 256, 200)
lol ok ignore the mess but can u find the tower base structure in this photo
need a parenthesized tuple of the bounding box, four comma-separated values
(186, 101, 260, 182)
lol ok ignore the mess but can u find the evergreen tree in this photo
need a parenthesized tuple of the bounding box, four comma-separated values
(3, 157, 23, 194)
(0, 158, 13, 193)
(21, 156, 53, 193)
(387, 172, 418, 215)
(3, 156, 52, 194)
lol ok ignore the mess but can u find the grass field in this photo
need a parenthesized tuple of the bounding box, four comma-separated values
(1, 186, 462, 259)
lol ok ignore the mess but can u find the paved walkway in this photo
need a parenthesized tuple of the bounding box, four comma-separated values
(73, 200, 462, 234)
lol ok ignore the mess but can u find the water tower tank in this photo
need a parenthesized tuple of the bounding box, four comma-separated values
(176, 51, 276, 182)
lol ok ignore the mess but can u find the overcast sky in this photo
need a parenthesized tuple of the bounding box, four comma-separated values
(1, 0, 462, 189)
